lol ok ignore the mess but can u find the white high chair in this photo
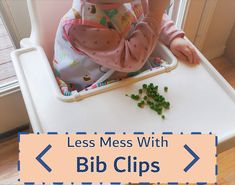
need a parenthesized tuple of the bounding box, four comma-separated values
(11, 0, 235, 153)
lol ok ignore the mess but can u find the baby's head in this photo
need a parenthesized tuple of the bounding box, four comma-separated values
(85, 0, 133, 4)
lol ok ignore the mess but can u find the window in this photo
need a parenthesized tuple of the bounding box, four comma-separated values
(0, 1, 29, 133)
(0, 14, 17, 92)
(168, 0, 188, 29)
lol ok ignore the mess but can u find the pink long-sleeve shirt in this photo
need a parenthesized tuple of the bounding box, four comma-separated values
(67, 14, 184, 73)
(54, 0, 184, 90)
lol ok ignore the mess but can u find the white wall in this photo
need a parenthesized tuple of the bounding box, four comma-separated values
(183, 0, 206, 43)
(225, 23, 235, 65)
(202, 0, 235, 60)
(0, 91, 29, 134)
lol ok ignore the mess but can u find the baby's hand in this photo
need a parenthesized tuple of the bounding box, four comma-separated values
(170, 37, 200, 65)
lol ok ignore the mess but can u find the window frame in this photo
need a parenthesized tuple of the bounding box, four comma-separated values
(168, 0, 189, 29)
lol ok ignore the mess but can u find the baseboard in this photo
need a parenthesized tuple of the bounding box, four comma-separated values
(218, 136, 235, 153)
(225, 46, 235, 66)
(203, 45, 226, 60)
(0, 124, 29, 141)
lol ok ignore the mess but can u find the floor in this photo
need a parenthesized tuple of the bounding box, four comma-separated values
(211, 56, 235, 88)
(0, 16, 16, 86)
(0, 135, 19, 185)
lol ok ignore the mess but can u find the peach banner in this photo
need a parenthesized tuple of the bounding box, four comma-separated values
(19, 134, 217, 183)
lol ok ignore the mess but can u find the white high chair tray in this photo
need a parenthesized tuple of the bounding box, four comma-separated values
(50, 43, 178, 102)
(11, 43, 235, 153)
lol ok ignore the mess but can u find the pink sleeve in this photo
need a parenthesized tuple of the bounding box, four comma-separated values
(141, 0, 148, 15)
(66, 17, 160, 73)
(159, 14, 185, 46)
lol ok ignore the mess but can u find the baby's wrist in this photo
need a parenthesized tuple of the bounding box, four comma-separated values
(172, 37, 184, 42)
(169, 36, 185, 47)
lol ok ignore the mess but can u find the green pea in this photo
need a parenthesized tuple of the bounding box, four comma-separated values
(165, 102, 170, 109)
(131, 94, 139, 100)
(164, 86, 168, 92)
(147, 100, 152, 105)
(128, 83, 171, 119)
(150, 105, 155, 110)
(138, 102, 144, 108)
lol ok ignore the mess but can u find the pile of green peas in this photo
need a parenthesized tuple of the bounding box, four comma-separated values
(126, 83, 170, 119)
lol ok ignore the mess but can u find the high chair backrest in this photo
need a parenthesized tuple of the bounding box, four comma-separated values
(26, 0, 72, 62)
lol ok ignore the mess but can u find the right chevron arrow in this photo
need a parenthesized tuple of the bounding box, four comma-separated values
(184, 144, 200, 172)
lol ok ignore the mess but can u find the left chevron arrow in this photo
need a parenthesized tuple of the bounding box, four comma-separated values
(36, 144, 52, 172)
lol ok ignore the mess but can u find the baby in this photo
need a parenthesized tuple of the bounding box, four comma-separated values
(54, 0, 199, 95)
